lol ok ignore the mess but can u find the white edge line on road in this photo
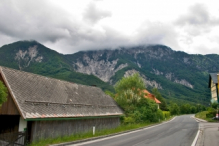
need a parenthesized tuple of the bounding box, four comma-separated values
(191, 130, 200, 146)
(72, 117, 177, 146)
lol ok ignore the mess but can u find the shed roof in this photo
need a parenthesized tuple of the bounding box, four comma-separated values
(0, 66, 123, 120)
(209, 73, 218, 88)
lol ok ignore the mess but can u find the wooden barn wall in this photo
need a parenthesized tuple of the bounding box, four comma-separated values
(30, 117, 120, 141)
(0, 75, 20, 115)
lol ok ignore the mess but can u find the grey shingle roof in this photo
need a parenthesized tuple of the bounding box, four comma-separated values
(209, 73, 218, 88)
(209, 73, 218, 84)
(0, 66, 123, 119)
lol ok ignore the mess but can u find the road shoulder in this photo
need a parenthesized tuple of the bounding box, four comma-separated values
(50, 117, 176, 146)
(195, 122, 219, 146)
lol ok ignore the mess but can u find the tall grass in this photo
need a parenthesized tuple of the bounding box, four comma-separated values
(195, 111, 215, 122)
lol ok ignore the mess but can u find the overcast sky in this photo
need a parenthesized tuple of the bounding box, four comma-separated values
(0, 0, 219, 54)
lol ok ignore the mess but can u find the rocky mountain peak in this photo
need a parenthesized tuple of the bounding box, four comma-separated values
(14, 45, 43, 70)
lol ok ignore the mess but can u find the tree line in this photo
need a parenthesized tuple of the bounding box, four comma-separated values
(106, 73, 207, 124)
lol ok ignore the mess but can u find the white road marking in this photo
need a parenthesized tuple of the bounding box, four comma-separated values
(191, 130, 200, 146)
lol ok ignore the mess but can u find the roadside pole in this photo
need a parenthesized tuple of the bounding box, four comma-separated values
(93, 126, 95, 135)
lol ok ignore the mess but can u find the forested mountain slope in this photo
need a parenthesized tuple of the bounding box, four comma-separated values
(0, 41, 216, 105)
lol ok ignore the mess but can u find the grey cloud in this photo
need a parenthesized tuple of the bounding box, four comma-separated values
(208, 35, 219, 45)
(0, 0, 115, 53)
(0, 0, 120, 53)
(59, 22, 180, 53)
(0, 1, 72, 43)
(179, 35, 193, 45)
(176, 4, 210, 26)
(83, 2, 112, 24)
(0, 0, 180, 54)
(193, 44, 217, 55)
(175, 4, 219, 36)
(60, 26, 131, 53)
(134, 22, 180, 50)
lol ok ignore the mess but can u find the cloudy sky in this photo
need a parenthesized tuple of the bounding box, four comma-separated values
(0, 0, 219, 54)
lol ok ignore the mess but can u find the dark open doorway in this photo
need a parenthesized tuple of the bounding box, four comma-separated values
(0, 115, 20, 134)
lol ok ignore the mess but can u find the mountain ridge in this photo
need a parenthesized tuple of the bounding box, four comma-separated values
(0, 40, 215, 105)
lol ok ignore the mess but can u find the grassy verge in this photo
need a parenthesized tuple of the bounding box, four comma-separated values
(195, 111, 215, 122)
(29, 117, 173, 146)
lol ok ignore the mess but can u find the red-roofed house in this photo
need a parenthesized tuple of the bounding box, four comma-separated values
(143, 90, 161, 109)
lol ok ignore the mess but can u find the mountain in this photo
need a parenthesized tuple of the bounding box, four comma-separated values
(0, 41, 114, 91)
(0, 41, 216, 105)
(66, 45, 214, 105)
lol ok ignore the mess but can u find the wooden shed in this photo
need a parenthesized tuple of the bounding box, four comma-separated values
(0, 66, 123, 142)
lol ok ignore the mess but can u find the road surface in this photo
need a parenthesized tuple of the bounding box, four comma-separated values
(70, 115, 198, 146)
(196, 122, 219, 146)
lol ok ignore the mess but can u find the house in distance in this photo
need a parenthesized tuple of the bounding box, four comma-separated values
(208, 73, 219, 103)
(143, 89, 161, 109)
(0, 66, 123, 142)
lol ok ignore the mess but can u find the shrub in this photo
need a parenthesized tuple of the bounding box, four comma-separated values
(163, 111, 170, 119)
(206, 107, 216, 118)
(157, 109, 164, 121)
(0, 81, 8, 106)
(124, 117, 135, 124)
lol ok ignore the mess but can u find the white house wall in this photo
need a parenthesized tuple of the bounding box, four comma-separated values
(211, 79, 218, 103)
(18, 116, 27, 132)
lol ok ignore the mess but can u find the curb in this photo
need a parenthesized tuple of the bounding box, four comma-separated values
(193, 116, 207, 122)
(50, 117, 176, 146)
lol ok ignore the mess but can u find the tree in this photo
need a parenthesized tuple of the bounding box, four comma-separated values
(211, 102, 218, 109)
(114, 73, 145, 105)
(169, 103, 180, 115)
(152, 88, 168, 111)
(0, 81, 8, 106)
(190, 106, 197, 113)
(115, 73, 145, 94)
(196, 104, 206, 112)
(114, 73, 163, 123)
(180, 104, 191, 114)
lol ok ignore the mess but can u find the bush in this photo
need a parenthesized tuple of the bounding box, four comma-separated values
(169, 103, 180, 115)
(0, 81, 8, 106)
(124, 117, 135, 124)
(157, 109, 164, 121)
(163, 111, 171, 119)
(206, 107, 216, 118)
(207, 107, 216, 112)
(211, 102, 218, 109)
(206, 113, 215, 118)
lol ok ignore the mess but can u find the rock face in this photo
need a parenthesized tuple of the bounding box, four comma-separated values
(73, 53, 127, 82)
(174, 79, 193, 89)
(124, 69, 163, 89)
(152, 70, 193, 89)
(165, 73, 193, 89)
(15, 45, 43, 70)
(71, 45, 197, 89)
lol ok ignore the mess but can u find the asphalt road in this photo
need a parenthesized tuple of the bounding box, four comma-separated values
(71, 115, 198, 146)
(196, 122, 219, 146)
